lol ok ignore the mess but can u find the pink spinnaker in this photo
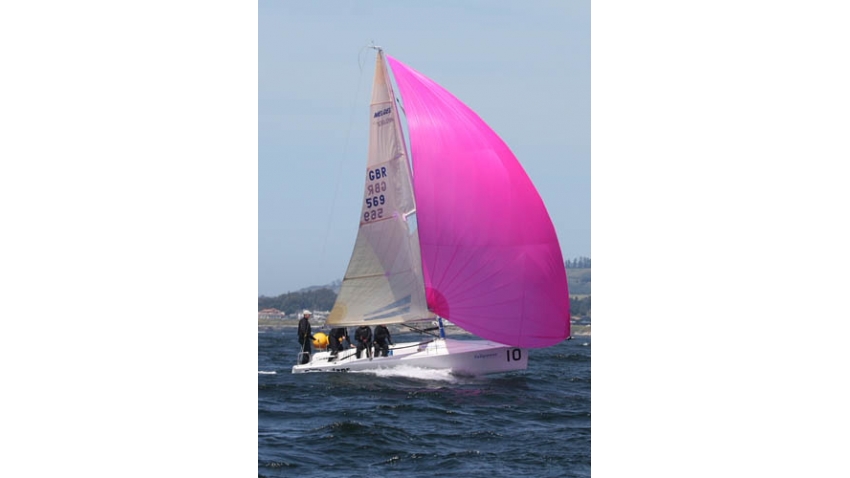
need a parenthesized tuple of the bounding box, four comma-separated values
(386, 55, 570, 348)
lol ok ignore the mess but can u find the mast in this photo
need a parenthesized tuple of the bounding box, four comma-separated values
(325, 48, 433, 327)
(372, 46, 414, 196)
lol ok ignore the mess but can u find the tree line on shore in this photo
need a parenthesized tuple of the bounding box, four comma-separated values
(259, 257, 591, 318)
(566, 256, 591, 269)
(259, 289, 590, 319)
(570, 296, 590, 317)
(259, 288, 336, 314)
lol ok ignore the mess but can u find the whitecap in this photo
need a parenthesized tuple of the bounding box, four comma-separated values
(352, 364, 457, 382)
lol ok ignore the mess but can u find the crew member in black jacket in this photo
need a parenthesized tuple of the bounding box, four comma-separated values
(328, 327, 351, 359)
(354, 325, 372, 359)
(373, 324, 393, 357)
(297, 310, 315, 365)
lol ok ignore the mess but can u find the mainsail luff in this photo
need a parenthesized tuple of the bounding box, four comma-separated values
(326, 51, 433, 327)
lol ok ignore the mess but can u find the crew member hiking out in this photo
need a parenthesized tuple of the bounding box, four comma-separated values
(354, 325, 373, 359)
(328, 327, 351, 360)
(373, 324, 393, 357)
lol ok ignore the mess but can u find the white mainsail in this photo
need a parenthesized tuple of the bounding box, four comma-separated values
(326, 51, 433, 326)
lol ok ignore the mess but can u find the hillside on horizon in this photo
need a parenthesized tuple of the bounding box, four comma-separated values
(259, 257, 590, 317)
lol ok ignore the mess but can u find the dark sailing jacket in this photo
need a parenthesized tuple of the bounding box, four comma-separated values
(298, 318, 313, 344)
(354, 326, 372, 345)
(330, 327, 350, 346)
(374, 325, 392, 345)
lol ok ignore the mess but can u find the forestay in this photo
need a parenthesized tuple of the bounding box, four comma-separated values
(327, 51, 433, 326)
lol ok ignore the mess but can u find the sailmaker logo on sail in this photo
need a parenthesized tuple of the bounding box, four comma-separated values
(374, 107, 393, 126)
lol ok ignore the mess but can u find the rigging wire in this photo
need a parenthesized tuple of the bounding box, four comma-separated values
(400, 323, 441, 338)
(319, 44, 373, 272)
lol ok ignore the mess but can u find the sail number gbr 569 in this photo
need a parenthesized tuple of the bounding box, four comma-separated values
(363, 166, 388, 223)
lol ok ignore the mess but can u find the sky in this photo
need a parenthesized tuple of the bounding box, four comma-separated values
(259, 0, 590, 296)
(5, 2, 850, 476)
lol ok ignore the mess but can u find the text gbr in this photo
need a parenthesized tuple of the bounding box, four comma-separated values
(364, 166, 388, 223)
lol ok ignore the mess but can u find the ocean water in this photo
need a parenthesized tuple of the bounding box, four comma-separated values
(258, 329, 591, 477)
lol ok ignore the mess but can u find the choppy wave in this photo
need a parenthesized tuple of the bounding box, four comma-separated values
(259, 334, 590, 477)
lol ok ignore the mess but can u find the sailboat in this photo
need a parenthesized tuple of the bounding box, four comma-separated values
(292, 48, 570, 375)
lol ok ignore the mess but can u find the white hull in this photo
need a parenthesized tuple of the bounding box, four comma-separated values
(291, 338, 528, 376)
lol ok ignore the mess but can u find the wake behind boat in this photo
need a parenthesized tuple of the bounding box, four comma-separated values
(291, 47, 570, 375)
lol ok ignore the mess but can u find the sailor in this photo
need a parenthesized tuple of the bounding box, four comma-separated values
(354, 325, 373, 359)
(297, 310, 315, 365)
(373, 324, 393, 357)
(328, 327, 351, 358)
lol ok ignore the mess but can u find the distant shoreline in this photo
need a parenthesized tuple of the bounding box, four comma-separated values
(258, 323, 591, 337)
(571, 325, 591, 336)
